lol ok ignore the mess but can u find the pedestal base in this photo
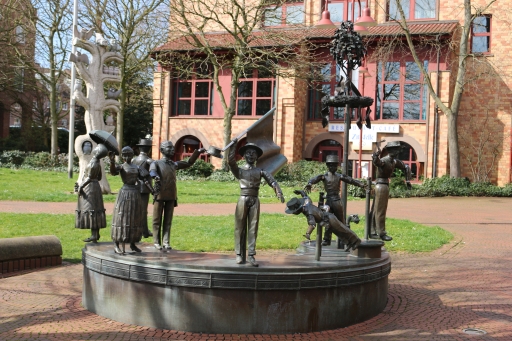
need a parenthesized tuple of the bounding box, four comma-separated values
(82, 242, 390, 334)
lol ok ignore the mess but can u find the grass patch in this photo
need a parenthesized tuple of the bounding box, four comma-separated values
(0, 212, 452, 263)
(0, 168, 360, 204)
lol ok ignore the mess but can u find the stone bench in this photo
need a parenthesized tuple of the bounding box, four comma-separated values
(0, 235, 63, 275)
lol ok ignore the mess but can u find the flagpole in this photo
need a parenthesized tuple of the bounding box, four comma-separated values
(67, 0, 78, 179)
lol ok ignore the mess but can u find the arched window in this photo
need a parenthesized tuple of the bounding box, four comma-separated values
(311, 139, 342, 162)
(173, 135, 209, 162)
(378, 141, 422, 181)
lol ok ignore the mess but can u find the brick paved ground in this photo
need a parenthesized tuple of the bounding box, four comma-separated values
(1, 197, 512, 340)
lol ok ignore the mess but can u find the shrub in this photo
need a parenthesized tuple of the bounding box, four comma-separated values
(179, 158, 214, 178)
(0, 150, 79, 171)
(275, 160, 326, 187)
(207, 169, 236, 182)
(0, 150, 26, 166)
(23, 152, 59, 168)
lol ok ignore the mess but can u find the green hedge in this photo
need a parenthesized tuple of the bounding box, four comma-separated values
(0, 150, 79, 171)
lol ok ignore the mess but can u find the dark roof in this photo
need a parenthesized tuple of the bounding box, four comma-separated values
(367, 20, 459, 36)
(153, 28, 336, 53)
(154, 21, 459, 53)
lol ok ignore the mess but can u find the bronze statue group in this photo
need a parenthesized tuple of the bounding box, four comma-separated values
(75, 137, 411, 266)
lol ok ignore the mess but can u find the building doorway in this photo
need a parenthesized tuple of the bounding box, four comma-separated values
(312, 139, 342, 162)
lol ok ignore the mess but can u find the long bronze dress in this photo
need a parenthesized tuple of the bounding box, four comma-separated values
(111, 163, 148, 243)
(75, 158, 106, 230)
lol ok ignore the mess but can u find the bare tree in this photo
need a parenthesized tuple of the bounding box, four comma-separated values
(8, 0, 72, 156)
(80, 0, 169, 149)
(374, 0, 498, 178)
(0, 0, 38, 144)
(155, 0, 321, 168)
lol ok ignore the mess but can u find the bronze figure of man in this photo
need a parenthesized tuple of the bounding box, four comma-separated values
(304, 155, 365, 246)
(371, 141, 411, 241)
(132, 138, 154, 239)
(149, 141, 205, 250)
(228, 140, 284, 267)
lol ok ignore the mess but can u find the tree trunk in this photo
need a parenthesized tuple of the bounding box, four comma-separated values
(447, 113, 461, 178)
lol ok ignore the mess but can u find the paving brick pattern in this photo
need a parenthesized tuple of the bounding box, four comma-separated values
(1, 197, 512, 340)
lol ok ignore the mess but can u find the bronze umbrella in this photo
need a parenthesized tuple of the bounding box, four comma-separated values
(89, 130, 120, 155)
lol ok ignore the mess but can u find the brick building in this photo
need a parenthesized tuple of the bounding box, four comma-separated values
(153, 0, 511, 185)
(0, 0, 37, 139)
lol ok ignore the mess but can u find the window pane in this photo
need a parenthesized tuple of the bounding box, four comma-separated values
(473, 16, 490, 33)
(322, 84, 331, 96)
(178, 100, 191, 115)
(194, 100, 209, 115)
(403, 102, 420, 120)
(382, 102, 399, 119)
(319, 63, 331, 82)
(414, 0, 435, 19)
(237, 99, 252, 115)
(405, 62, 420, 81)
(348, 1, 365, 21)
(422, 81, 428, 120)
(195, 82, 210, 97)
(404, 84, 421, 100)
(264, 7, 282, 26)
(257, 81, 272, 97)
(238, 81, 253, 97)
(383, 84, 400, 100)
(472, 36, 490, 53)
(256, 99, 271, 115)
(309, 86, 323, 119)
(384, 62, 400, 81)
(309, 88, 322, 119)
(335, 64, 345, 83)
(286, 5, 304, 24)
(178, 82, 192, 97)
(333, 107, 344, 120)
(329, 3, 344, 23)
(388, 0, 409, 20)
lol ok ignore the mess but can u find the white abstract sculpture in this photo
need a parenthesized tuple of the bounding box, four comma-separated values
(70, 25, 123, 193)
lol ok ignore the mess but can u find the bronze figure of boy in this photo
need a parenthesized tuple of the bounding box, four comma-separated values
(304, 155, 365, 246)
(149, 141, 205, 250)
(285, 190, 361, 251)
(371, 141, 411, 241)
(228, 140, 284, 267)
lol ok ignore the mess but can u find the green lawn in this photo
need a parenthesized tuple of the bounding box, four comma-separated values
(0, 168, 453, 261)
(0, 212, 453, 263)
(0, 168, 316, 204)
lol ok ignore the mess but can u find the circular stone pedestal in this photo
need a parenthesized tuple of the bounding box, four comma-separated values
(82, 242, 390, 334)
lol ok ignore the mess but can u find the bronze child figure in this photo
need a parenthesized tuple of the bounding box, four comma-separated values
(304, 155, 365, 246)
(285, 190, 361, 251)
(228, 139, 285, 267)
(149, 141, 205, 250)
(371, 141, 411, 241)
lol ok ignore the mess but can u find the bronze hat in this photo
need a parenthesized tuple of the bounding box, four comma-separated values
(325, 155, 340, 164)
(284, 197, 306, 215)
(385, 141, 401, 149)
(136, 138, 153, 147)
(238, 143, 263, 158)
